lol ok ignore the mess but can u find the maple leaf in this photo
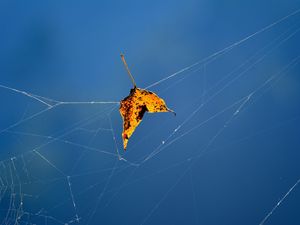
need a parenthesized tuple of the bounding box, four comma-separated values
(119, 54, 175, 150)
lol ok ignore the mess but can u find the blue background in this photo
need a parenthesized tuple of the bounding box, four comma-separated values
(0, 1, 300, 225)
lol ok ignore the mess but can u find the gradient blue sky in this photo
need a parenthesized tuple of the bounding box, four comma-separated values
(0, 1, 300, 225)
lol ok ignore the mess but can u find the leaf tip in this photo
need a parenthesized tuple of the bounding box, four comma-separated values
(168, 109, 176, 116)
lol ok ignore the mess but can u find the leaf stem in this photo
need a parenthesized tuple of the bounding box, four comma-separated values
(120, 53, 136, 88)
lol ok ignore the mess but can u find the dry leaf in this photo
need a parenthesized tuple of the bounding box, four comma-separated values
(120, 87, 174, 150)
(119, 54, 175, 150)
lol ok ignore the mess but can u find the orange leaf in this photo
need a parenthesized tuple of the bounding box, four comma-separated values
(120, 87, 174, 150)
(119, 54, 175, 150)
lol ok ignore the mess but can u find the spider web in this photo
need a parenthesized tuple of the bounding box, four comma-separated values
(1, 9, 300, 225)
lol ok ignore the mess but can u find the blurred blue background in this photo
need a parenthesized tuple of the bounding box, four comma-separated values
(0, 0, 300, 224)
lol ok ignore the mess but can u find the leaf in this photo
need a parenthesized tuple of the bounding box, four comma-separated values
(118, 54, 175, 150)
(120, 87, 174, 150)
